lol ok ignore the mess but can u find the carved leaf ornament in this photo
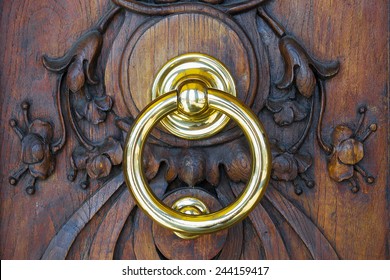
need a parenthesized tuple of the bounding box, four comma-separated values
(8, 0, 377, 259)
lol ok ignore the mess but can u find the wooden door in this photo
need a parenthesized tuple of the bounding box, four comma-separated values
(0, 0, 388, 260)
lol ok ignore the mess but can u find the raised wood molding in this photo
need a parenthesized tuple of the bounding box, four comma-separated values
(1, 0, 388, 260)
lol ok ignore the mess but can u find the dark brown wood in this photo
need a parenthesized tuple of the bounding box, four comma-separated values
(0, 0, 388, 260)
(112, 6, 268, 147)
(152, 189, 228, 260)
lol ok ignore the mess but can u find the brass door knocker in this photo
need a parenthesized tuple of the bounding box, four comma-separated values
(123, 53, 271, 239)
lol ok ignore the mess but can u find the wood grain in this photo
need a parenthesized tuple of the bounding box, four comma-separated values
(0, 0, 113, 259)
(0, 0, 388, 260)
(269, 0, 389, 259)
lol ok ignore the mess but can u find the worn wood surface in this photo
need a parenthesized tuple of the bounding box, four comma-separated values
(0, 0, 388, 260)
(268, 0, 389, 259)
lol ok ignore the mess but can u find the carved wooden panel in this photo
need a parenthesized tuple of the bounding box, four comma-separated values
(0, 0, 388, 260)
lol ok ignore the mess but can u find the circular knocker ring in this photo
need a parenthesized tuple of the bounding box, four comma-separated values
(124, 54, 271, 239)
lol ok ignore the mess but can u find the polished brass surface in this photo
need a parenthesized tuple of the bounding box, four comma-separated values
(177, 81, 209, 116)
(123, 89, 271, 237)
(172, 197, 210, 239)
(152, 53, 236, 139)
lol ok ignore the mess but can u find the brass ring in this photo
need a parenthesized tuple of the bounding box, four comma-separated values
(123, 89, 271, 236)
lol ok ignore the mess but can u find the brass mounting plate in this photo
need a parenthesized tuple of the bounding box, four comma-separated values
(151, 53, 236, 140)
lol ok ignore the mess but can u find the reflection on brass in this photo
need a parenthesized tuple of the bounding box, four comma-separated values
(177, 81, 209, 117)
(124, 76, 271, 237)
(172, 197, 210, 239)
(152, 53, 236, 139)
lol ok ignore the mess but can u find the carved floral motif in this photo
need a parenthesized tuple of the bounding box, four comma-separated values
(69, 137, 123, 188)
(43, 30, 103, 92)
(9, 6, 123, 192)
(9, 0, 377, 198)
(43, 29, 113, 125)
(277, 35, 340, 98)
(266, 90, 309, 126)
(327, 107, 377, 192)
(257, 7, 377, 193)
(270, 140, 313, 195)
(9, 102, 64, 194)
(7, 0, 379, 260)
(74, 94, 113, 124)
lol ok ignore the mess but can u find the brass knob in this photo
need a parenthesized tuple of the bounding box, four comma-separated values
(151, 53, 237, 140)
(123, 54, 271, 239)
